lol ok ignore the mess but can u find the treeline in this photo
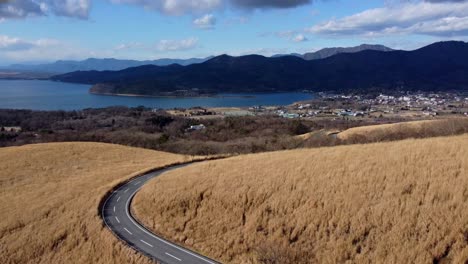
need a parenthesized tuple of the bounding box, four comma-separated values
(0, 107, 367, 155)
(2, 107, 465, 155)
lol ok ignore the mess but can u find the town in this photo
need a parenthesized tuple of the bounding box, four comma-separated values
(3, 91, 467, 135)
(163, 91, 468, 127)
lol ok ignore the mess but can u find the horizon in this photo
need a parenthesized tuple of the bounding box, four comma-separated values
(1, 0, 468, 66)
(2, 40, 466, 67)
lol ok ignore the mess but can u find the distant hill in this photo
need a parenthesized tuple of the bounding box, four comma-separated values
(272, 44, 393, 60)
(6, 57, 212, 74)
(271, 53, 303, 58)
(52, 41, 468, 96)
(302, 44, 393, 60)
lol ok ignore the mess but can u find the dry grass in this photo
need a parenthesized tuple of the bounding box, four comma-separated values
(337, 118, 468, 142)
(133, 134, 468, 264)
(0, 142, 192, 264)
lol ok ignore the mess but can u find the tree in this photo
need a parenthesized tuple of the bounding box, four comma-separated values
(289, 120, 309, 135)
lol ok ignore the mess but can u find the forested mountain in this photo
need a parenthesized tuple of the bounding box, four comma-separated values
(52, 41, 468, 96)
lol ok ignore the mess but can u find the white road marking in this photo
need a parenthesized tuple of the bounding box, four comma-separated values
(165, 252, 182, 261)
(140, 239, 153, 247)
(134, 181, 141, 185)
(124, 188, 129, 193)
(124, 228, 132, 235)
(125, 187, 217, 264)
(113, 206, 116, 212)
(100, 168, 218, 264)
(115, 217, 120, 223)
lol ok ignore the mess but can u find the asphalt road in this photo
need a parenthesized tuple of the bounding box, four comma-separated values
(101, 164, 220, 264)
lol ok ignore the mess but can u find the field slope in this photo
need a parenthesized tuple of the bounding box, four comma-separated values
(133, 134, 468, 263)
(0, 142, 191, 264)
(337, 118, 468, 143)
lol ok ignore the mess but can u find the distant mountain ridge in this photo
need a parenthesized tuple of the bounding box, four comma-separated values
(4, 44, 393, 74)
(303, 44, 393, 60)
(51, 41, 468, 96)
(272, 44, 393, 60)
(6, 57, 213, 74)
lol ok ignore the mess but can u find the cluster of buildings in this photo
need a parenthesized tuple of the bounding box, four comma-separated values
(275, 91, 468, 120)
(373, 93, 465, 108)
(164, 91, 468, 123)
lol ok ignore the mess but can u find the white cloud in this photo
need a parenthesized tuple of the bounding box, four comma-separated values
(0, 35, 87, 63)
(46, 0, 91, 19)
(114, 42, 144, 51)
(0, 0, 45, 20)
(0, 35, 36, 51)
(109, 0, 222, 15)
(260, 30, 309, 42)
(193, 14, 216, 29)
(108, 0, 314, 15)
(0, 0, 91, 20)
(0, 34, 204, 64)
(0, 35, 63, 52)
(292, 33, 308, 42)
(0, 0, 315, 20)
(156, 38, 199, 52)
(308, 1, 468, 37)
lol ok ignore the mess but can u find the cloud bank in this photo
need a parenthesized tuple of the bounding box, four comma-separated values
(109, 0, 221, 16)
(0, 34, 85, 63)
(308, 1, 468, 37)
(0, 0, 90, 20)
(0, 0, 313, 21)
(110, 0, 312, 15)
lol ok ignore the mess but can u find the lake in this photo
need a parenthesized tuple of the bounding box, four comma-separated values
(0, 80, 313, 110)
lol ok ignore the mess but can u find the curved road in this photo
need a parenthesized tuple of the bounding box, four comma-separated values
(101, 164, 220, 264)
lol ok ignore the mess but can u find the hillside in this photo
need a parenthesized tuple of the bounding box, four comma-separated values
(336, 118, 468, 143)
(0, 142, 192, 264)
(272, 44, 393, 60)
(133, 134, 468, 263)
(302, 44, 393, 60)
(52, 41, 468, 96)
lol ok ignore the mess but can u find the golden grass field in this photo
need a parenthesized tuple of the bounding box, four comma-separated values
(337, 118, 468, 142)
(133, 134, 468, 263)
(0, 142, 192, 264)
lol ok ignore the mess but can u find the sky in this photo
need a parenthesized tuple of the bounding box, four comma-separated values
(0, 0, 467, 65)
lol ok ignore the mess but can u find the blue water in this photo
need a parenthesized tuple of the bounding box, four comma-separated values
(0, 80, 313, 110)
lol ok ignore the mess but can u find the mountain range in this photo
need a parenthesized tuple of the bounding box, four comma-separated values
(302, 44, 393, 60)
(52, 41, 468, 96)
(273, 44, 393, 60)
(4, 44, 392, 74)
(5, 57, 213, 74)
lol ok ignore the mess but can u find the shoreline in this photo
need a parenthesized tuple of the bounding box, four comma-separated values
(90, 92, 259, 99)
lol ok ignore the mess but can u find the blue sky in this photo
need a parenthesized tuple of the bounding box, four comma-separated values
(0, 0, 467, 65)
